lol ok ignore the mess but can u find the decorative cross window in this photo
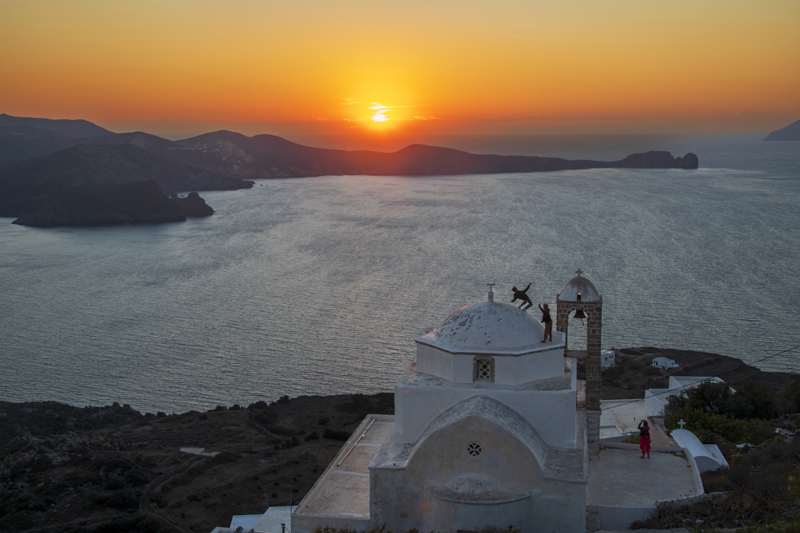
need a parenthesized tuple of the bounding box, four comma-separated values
(473, 357, 494, 382)
(467, 442, 482, 457)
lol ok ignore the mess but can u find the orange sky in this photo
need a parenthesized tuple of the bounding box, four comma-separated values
(1, 0, 798, 141)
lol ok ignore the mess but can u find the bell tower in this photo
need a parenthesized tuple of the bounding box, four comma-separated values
(556, 270, 603, 453)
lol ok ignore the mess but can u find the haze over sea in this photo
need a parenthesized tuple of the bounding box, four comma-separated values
(1, 132, 798, 414)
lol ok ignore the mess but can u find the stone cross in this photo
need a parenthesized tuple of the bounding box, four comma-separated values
(678, 419, 686, 429)
(575, 269, 583, 276)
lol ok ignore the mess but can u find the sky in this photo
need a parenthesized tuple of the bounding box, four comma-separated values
(1, 0, 799, 143)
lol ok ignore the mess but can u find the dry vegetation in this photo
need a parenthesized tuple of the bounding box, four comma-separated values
(0, 393, 392, 533)
(633, 438, 800, 530)
(3, 347, 800, 532)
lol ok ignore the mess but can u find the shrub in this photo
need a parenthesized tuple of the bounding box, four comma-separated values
(273, 395, 291, 405)
(91, 516, 163, 533)
(672, 380, 778, 420)
(149, 492, 168, 508)
(254, 408, 279, 425)
(212, 452, 241, 465)
(323, 428, 350, 441)
(665, 405, 773, 444)
(100, 490, 139, 510)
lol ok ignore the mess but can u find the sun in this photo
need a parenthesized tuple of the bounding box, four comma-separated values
(370, 103, 389, 122)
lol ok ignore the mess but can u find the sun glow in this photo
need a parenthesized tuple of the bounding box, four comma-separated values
(370, 103, 389, 122)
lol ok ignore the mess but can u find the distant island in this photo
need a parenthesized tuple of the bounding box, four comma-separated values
(0, 113, 699, 228)
(765, 118, 800, 141)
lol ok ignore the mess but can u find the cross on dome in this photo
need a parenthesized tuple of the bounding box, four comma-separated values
(678, 419, 686, 429)
(575, 269, 583, 277)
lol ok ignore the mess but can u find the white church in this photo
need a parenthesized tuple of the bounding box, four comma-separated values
(213, 272, 705, 533)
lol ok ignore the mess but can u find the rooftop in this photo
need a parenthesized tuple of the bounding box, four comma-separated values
(588, 445, 703, 508)
(292, 415, 394, 523)
(558, 271, 601, 302)
(417, 301, 558, 355)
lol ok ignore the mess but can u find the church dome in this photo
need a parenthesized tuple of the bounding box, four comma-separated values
(417, 301, 545, 354)
(558, 273, 600, 302)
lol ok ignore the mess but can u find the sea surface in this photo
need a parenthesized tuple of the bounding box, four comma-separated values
(1, 132, 798, 414)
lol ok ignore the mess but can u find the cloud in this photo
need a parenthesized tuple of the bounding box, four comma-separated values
(413, 115, 441, 121)
(340, 98, 363, 106)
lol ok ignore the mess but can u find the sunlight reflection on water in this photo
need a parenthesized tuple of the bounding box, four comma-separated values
(1, 136, 799, 413)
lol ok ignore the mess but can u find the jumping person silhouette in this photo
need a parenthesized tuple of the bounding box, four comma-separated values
(511, 283, 533, 311)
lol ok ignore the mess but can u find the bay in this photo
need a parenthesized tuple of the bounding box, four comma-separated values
(1, 133, 798, 413)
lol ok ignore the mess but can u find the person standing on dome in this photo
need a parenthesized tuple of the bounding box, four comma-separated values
(511, 283, 533, 311)
(538, 303, 552, 342)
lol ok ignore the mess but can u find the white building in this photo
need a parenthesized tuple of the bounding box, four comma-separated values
(601, 350, 615, 369)
(212, 275, 705, 533)
(293, 290, 587, 533)
(651, 357, 679, 369)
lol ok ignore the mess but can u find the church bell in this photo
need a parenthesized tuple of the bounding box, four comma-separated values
(573, 308, 586, 325)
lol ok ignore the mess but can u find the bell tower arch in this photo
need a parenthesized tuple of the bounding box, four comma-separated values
(556, 269, 603, 452)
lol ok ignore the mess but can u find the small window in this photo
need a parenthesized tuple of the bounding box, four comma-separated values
(467, 442, 482, 457)
(473, 357, 494, 382)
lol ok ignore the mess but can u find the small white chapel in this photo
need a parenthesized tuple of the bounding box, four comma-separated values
(293, 273, 597, 533)
(214, 272, 704, 533)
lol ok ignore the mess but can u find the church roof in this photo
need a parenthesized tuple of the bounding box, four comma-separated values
(416, 301, 547, 355)
(557, 272, 600, 302)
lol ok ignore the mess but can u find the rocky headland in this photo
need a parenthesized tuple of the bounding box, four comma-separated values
(0, 113, 699, 228)
(1, 347, 797, 533)
(765, 118, 800, 141)
(10, 181, 214, 227)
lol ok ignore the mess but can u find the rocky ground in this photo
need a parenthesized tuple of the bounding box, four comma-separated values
(1, 348, 798, 533)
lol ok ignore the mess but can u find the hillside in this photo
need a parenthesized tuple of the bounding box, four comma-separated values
(765, 119, 800, 141)
(0, 113, 699, 228)
(0, 348, 796, 533)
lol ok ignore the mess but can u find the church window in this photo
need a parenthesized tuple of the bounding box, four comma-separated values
(467, 442, 482, 457)
(473, 357, 494, 382)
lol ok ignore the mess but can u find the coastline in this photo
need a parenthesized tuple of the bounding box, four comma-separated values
(1, 347, 797, 532)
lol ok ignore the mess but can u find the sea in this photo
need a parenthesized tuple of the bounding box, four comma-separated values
(1, 132, 798, 414)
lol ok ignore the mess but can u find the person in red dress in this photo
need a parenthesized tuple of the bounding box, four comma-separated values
(638, 420, 651, 459)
